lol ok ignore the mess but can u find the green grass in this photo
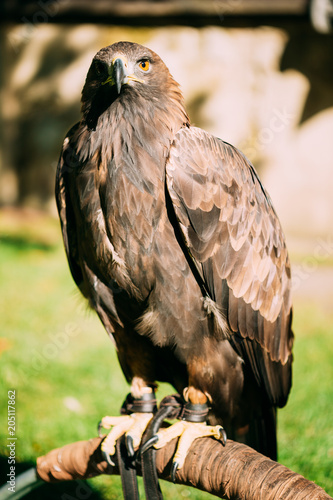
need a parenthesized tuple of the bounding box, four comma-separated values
(278, 299, 333, 493)
(0, 211, 332, 498)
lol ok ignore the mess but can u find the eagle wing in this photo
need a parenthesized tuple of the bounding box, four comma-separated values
(55, 123, 126, 330)
(166, 127, 293, 407)
(55, 124, 84, 291)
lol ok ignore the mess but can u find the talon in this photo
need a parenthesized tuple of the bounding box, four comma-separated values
(101, 448, 115, 466)
(98, 419, 104, 437)
(171, 461, 179, 483)
(126, 434, 135, 456)
(145, 419, 226, 474)
(140, 434, 159, 454)
(219, 427, 227, 446)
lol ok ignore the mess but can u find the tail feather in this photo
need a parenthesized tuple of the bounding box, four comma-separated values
(232, 406, 278, 461)
(249, 406, 277, 460)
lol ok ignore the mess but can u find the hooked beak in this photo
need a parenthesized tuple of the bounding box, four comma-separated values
(102, 56, 144, 93)
(113, 57, 127, 94)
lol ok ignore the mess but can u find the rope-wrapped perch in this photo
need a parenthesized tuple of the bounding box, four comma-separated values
(36, 436, 332, 499)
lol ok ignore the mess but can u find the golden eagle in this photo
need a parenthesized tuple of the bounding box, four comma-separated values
(56, 41, 293, 474)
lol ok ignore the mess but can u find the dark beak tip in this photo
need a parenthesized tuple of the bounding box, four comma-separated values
(113, 58, 126, 94)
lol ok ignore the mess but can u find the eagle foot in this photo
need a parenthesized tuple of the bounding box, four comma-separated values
(141, 397, 227, 482)
(98, 391, 157, 465)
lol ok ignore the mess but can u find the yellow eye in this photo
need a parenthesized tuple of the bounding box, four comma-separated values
(139, 60, 150, 72)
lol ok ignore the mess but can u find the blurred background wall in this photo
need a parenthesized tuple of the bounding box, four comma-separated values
(1, 1, 333, 242)
(1, 5, 333, 496)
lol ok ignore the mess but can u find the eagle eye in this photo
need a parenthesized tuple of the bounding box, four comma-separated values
(138, 60, 150, 72)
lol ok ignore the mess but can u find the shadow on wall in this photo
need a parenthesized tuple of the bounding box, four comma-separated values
(281, 24, 333, 122)
(1, 24, 332, 237)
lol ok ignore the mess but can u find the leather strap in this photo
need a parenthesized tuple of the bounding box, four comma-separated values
(181, 402, 209, 422)
(141, 395, 184, 500)
(116, 390, 158, 500)
(116, 435, 140, 500)
(117, 393, 208, 500)
(121, 391, 158, 415)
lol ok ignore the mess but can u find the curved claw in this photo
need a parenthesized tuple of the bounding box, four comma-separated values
(98, 420, 104, 437)
(219, 427, 227, 446)
(126, 434, 135, 457)
(101, 448, 115, 467)
(140, 434, 159, 454)
(170, 461, 179, 483)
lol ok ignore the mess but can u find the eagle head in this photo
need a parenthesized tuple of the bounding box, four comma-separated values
(81, 41, 189, 134)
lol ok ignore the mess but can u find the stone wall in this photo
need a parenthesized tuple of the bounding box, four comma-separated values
(1, 23, 332, 238)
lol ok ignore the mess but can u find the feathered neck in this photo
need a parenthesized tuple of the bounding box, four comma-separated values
(75, 77, 189, 169)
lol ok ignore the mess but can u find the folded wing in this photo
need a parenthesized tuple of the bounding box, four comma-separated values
(166, 127, 293, 407)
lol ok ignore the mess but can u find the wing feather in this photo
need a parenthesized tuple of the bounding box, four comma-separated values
(166, 127, 293, 406)
(55, 124, 84, 291)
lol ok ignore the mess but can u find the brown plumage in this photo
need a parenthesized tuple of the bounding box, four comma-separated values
(56, 41, 293, 460)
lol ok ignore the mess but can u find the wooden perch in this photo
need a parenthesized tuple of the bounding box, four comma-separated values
(36, 435, 332, 499)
